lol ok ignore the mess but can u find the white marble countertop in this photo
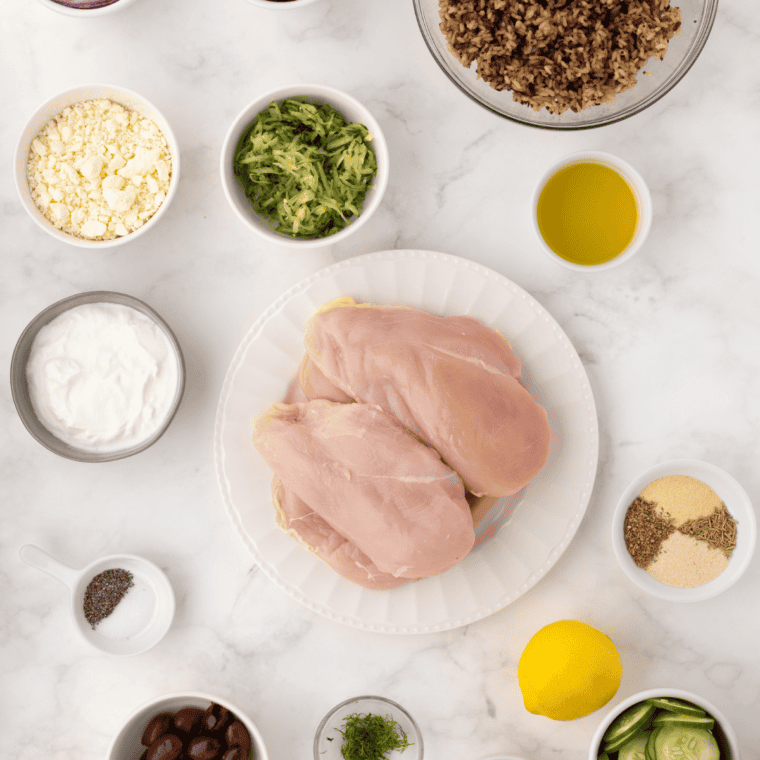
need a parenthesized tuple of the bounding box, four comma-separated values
(2, 0, 759, 758)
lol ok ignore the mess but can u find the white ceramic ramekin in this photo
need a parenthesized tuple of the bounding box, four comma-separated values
(530, 150, 652, 272)
(107, 692, 270, 760)
(590, 689, 740, 760)
(220, 83, 389, 249)
(15, 84, 179, 248)
(612, 459, 756, 602)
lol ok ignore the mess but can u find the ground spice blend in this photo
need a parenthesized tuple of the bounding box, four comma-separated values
(83, 568, 134, 629)
(624, 497, 675, 568)
(623, 475, 739, 588)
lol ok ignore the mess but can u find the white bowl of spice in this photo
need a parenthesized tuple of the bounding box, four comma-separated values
(15, 84, 179, 248)
(612, 459, 756, 602)
(19, 544, 175, 656)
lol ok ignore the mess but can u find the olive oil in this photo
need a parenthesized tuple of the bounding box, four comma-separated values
(537, 161, 639, 266)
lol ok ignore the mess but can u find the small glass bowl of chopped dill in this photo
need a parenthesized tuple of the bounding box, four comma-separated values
(314, 696, 423, 760)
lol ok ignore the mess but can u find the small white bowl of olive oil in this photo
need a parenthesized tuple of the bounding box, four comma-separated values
(531, 151, 652, 271)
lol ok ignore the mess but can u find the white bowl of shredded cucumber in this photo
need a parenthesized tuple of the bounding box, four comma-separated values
(591, 690, 740, 760)
(221, 84, 389, 247)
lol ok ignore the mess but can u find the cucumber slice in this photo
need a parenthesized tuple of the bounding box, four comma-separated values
(646, 698, 707, 717)
(618, 733, 650, 760)
(654, 725, 720, 760)
(653, 712, 715, 731)
(604, 702, 656, 748)
(645, 728, 660, 760)
(606, 731, 636, 754)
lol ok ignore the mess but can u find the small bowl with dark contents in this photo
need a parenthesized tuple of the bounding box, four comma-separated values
(590, 689, 739, 760)
(36, 0, 141, 17)
(244, 0, 321, 8)
(107, 692, 269, 760)
(612, 459, 756, 602)
(220, 83, 389, 248)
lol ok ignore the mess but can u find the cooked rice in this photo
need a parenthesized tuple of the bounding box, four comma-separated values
(439, 0, 682, 115)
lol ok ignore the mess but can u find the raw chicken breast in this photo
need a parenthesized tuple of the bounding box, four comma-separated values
(298, 353, 352, 403)
(252, 400, 474, 580)
(303, 298, 550, 496)
(271, 478, 409, 590)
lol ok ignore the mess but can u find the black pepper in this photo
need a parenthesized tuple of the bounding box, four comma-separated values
(83, 568, 134, 629)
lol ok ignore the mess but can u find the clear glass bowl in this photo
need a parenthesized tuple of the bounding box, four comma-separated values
(314, 696, 423, 760)
(413, 0, 718, 129)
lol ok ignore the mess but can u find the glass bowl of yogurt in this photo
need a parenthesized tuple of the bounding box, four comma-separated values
(11, 291, 186, 462)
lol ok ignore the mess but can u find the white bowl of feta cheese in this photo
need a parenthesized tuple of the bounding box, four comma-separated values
(15, 84, 179, 248)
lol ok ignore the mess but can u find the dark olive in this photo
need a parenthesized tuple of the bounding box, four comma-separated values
(142, 713, 174, 747)
(224, 721, 251, 751)
(202, 703, 231, 734)
(146, 734, 183, 760)
(187, 736, 222, 760)
(174, 707, 204, 734)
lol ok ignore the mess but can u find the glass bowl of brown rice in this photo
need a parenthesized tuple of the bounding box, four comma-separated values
(413, 0, 718, 129)
(611, 459, 756, 602)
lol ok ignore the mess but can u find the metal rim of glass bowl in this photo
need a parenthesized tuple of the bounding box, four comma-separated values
(10, 291, 186, 463)
(412, 0, 719, 130)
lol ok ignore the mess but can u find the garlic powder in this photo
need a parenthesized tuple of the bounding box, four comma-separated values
(26, 99, 172, 240)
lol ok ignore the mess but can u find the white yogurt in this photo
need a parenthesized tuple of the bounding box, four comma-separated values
(26, 302, 179, 452)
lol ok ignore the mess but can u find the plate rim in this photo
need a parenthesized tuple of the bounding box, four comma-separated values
(213, 249, 599, 633)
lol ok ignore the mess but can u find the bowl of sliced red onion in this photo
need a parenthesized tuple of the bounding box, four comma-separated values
(36, 0, 140, 16)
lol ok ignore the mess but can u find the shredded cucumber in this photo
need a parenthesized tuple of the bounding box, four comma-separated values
(232, 98, 378, 239)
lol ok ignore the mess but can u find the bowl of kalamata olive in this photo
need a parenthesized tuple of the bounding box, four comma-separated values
(107, 692, 268, 760)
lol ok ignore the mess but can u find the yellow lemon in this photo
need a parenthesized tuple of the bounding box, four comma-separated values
(518, 619, 622, 721)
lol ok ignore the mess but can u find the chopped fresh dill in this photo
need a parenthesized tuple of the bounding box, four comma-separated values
(232, 97, 378, 239)
(336, 712, 412, 760)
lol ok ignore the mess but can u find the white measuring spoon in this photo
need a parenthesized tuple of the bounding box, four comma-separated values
(20, 544, 175, 656)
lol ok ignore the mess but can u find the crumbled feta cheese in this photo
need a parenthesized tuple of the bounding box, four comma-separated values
(81, 219, 107, 238)
(26, 99, 172, 240)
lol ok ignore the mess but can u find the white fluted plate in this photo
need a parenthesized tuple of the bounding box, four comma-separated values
(213, 250, 598, 633)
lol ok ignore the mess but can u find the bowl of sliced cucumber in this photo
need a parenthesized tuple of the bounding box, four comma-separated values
(590, 689, 740, 760)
